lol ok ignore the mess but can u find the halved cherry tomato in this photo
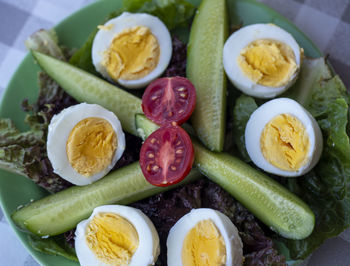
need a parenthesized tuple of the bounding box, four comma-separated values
(139, 125, 194, 187)
(142, 76, 196, 126)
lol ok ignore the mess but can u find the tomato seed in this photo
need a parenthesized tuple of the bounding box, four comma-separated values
(142, 77, 196, 126)
(176, 149, 183, 154)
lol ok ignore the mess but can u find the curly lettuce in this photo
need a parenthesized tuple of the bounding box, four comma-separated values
(0, 30, 75, 193)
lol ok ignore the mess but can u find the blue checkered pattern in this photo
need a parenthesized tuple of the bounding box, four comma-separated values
(0, 0, 95, 99)
(0, 0, 349, 265)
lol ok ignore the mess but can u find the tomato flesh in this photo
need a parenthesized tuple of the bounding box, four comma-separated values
(142, 76, 196, 126)
(139, 125, 194, 187)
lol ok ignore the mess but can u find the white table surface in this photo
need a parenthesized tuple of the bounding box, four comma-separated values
(0, 0, 349, 265)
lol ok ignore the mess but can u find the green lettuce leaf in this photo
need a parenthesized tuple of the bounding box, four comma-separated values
(232, 95, 258, 162)
(282, 57, 332, 106)
(8, 29, 77, 193)
(0, 119, 43, 177)
(282, 100, 350, 258)
(28, 235, 78, 262)
(281, 60, 350, 259)
(69, 0, 195, 73)
(69, 29, 100, 75)
(25, 30, 66, 61)
(232, 57, 350, 260)
(0, 29, 80, 261)
(123, 0, 196, 29)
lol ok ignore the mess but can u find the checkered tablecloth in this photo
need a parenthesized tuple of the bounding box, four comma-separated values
(0, 0, 349, 265)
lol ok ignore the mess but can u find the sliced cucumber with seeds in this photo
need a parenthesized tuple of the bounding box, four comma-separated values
(12, 162, 201, 236)
(187, 0, 228, 152)
(135, 114, 315, 240)
(31, 51, 142, 136)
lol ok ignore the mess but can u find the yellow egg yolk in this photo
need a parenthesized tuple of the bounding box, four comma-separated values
(260, 114, 310, 171)
(238, 39, 297, 87)
(66, 117, 117, 177)
(103, 26, 160, 81)
(86, 212, 139, 265)
(182, 219, 226, 266)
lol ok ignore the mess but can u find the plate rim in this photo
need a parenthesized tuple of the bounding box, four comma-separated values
(0, 0, 117, 265)
(0, 0, 325, 265)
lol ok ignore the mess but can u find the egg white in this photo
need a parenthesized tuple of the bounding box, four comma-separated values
(47, 103, 125, 186)
(75, 205, 160, 266)
(223, 24, 302, 98)
(245, 98, 323, 177)
(167, 208, 243, 266)
(92, 12, 172, 89)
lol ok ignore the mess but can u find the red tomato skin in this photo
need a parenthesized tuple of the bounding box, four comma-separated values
(139, 125, 194, 187)
(142, 76, 196, 126)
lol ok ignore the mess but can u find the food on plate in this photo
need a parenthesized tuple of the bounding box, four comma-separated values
(139, 125, 194, 186)
(245, 98, 323, 177)
(136, 113, 315, 240)
(32, 51, 143, 135)
(167, 208, 243, 266)
(25, 29, 66, 61)
(92, 12, 172, 89)
(132, 178, 286, 265)
(12, 162, 201, 236)
(233, 57, 350, 258)
(142, 76, 196, 126)
(75, 205, 159, 266)
(140, 76, 196, 187)
(187, 0, 228, 152)
(2, 0, 350, 264)
(47, 103, 125, 185)
(223, 24, 302, 98)
(18, 51, 315, 241)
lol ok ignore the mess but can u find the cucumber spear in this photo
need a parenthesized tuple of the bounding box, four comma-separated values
(187, 0, 228, 152)
(14, 51, 315, 240)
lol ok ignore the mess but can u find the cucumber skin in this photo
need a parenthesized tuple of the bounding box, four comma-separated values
(135, 114, 315, 240)
(12, 162, 201, 236)
(30, 51, 314, 239)
(32, 51, 142, 136)
(187, 0, 228, 152)
(193, 140, 315, 240)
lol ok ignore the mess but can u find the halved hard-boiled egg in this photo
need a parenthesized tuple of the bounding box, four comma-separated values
(47, 103, 125, 186)
(245, 98, 323, 177)
(167, 208, 243, 266)
(223, 24, 302, 98)
(75, 205, 160, 266)
(92, 12, 172, 89)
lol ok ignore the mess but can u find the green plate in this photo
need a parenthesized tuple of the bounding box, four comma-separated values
(0, 0, 323, 265)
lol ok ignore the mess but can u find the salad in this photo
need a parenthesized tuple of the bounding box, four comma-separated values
(0, 0, 349, 265)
